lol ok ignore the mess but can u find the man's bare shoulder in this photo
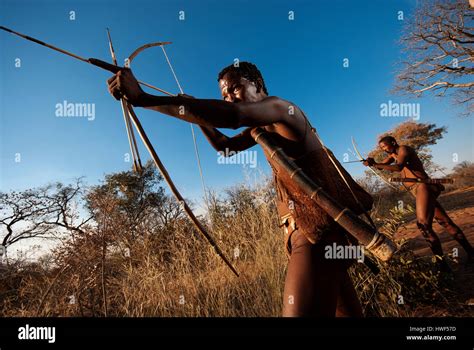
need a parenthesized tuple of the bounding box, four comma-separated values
(398, 145, 415, 155)
(262, 96, 297, 109)
(264, 96, 304, 119)
(260, 96, 307, 139)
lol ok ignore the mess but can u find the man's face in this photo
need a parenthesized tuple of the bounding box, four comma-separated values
(219, 72, 261, 103)
(379, 141, 396, 154)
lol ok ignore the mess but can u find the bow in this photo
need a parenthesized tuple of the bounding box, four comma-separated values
(123, 35, 209, 207)
(106, 30, 238, 277)
(351, 137, 400, 192)
(106, 28, 143, 173)
(0, 25, 239, 276)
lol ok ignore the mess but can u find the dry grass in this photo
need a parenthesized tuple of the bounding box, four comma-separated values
(0, 178, 466, 317)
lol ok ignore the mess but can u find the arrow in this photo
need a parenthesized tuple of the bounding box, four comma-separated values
(342, 159, 365, 164)
(0, 25, 171, 94)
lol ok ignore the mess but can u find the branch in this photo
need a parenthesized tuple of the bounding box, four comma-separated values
(414, 81, 474, 93)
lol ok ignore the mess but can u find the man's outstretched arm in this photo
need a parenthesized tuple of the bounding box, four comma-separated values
(107, 69, 290, 129)
(137, 93, 290, 129)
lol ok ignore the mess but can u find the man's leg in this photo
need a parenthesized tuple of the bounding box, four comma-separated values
(335, 271, 363, 317)
(415, 184, 445, 260)
(434, 201, 474, 258)
(282, 230, 361, 317)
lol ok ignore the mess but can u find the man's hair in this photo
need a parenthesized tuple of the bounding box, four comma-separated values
(379, 135, 397, 145)
(217, 62, 268, 95)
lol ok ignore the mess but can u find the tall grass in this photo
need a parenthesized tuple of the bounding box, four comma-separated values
(0, 179, 463, 317)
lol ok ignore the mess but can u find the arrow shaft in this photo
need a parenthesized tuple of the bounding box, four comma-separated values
(1, 25, 89, 62)
(2, 24, 239, 277)
(1, 25, 171, 94)
(107, 28, 142, 172)
(343, 160, 364, 164)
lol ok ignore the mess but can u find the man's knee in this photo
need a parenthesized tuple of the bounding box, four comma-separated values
(417, 222, 436, 240)
(451, 229, 465, 241)
(436, 217, 453, 228)
(416, 221, 431, 231)
(435, 218, 463, 238)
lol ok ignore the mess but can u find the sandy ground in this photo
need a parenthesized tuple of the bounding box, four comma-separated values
(395, 186, 474, 315)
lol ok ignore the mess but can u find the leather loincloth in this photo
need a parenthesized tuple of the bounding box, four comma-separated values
(407, 182, 444, 199)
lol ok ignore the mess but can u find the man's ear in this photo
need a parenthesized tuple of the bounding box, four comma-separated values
(255, 78, 264, 93)
(249, 79, 260, 93)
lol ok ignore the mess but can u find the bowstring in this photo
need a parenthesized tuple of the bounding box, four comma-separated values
(160, 46, 210, 213)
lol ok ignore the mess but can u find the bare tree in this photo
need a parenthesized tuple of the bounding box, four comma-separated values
(154, 195, 186, 227)
(395, 0, 474, 115)
(0, 179, 91, 254)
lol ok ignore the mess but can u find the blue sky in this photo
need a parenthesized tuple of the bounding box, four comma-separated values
(1, 0, 473, 207)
